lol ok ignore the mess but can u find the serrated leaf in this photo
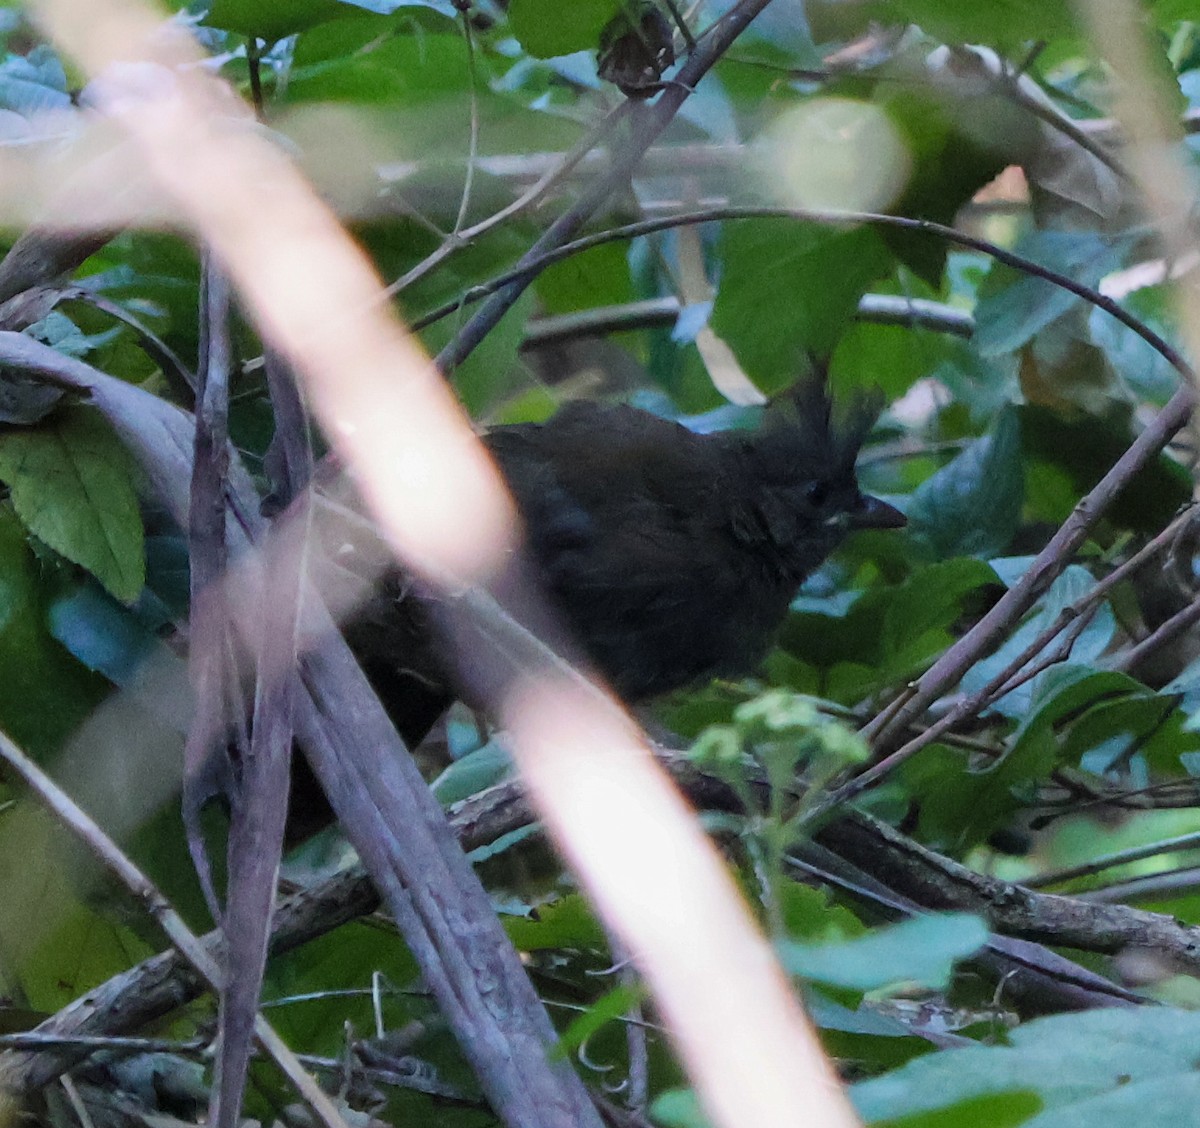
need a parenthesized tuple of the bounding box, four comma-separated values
(781, 913, 988, 992)
(908, 409, 1023, 559)
(0, 406, 145, 603)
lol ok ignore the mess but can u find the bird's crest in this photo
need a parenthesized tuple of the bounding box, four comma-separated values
(754, 374, 883, 480)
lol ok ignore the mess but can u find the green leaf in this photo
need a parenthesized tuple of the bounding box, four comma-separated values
(853, 1007, 1200, 1126)
(878, 0, 1077, 44)
(430, 741, 514, 805)
(205, 0, 453, 40)
(872, 1091, 1042, 1128)
(554, 983, 643, 1056)
(0, 504, 107, 755)
(907, 409, 1023, 559)
(505, 894, 606, 952)
(47, 582, 159, 685)
(974, 232, 1126, 357)
(961, 572, 1119, 719)
(881, 558, 998, 680)
(781, 913, 988, 991)
(651, 1089, 711, 1128)
(0, 46, 71, 115)
(0, 406, 146, 604)
(1021, 404, 1190, 533)
(508, 0, 622, 59)
(711, 221, 892, 392)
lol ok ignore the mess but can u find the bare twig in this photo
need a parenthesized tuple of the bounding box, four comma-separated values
(1025, 829, 1200, 890)
(521, 293, 974, 351)
(22, 756, 1200, 1103)
(182, 255, 235, 922)
(385, 101, 632, 299)
(416, 206, 1189, 377)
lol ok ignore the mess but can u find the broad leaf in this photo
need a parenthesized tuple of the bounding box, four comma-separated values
(0, 406, 145, 604)
(975, 232, 1126, 357)
(205, 0, 454, 40)
(0, 504, 107, 755)
(508, 0, 622, 59)
(853, 1008, 1200, 1126)
(711, 220, 891, 393)
(907, 409, 1023, 560)
(781, 913, 988, 992)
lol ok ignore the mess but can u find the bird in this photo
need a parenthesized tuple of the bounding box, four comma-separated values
(291, 381, 904, 842)
(352, 381, 901, 715)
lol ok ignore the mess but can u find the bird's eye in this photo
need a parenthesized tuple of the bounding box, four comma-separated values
(805, 481, 829, 507)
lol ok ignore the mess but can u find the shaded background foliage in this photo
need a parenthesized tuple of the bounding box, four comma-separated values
(2, 0, 1200, 1126)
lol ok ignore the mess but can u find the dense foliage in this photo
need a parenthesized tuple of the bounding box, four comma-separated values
(2, 1, 1200, 1126)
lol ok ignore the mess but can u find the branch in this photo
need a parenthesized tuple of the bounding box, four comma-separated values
(418, 206, 1189, 377)
(18, 752, 1200, 1100)
(435, 0, 781, 374)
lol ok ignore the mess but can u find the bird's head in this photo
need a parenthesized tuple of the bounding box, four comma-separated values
(731, 376, 905, 577)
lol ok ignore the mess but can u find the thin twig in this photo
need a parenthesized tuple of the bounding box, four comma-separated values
(823, 506, 1198, 810)
(1025, 829, 1200, 889)
(385, 102, 631, 298)
(452, 5, 480, 236)
(417, 206, 1189, 377)
(1111, 595, 1200, 675)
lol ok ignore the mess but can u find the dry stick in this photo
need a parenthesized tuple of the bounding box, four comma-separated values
(1025, 829, 1200, 890)
(182, 255, 235, 922)
(1111, 595, 1200, 675)
(521, 293, 974, 351)
(58, 286, 197, 400)
(820, 395, 1196, 809)
(213, 503, 307, 1128)
(0, 330, 604, 1128)
(20, 760, 1200, 1102)
(0, 728, 348, 1128)
(816, 508, 1194, 810)
(189, 257, 295, 1128)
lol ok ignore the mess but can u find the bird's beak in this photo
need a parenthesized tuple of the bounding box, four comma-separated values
(851, 494, 906, 530)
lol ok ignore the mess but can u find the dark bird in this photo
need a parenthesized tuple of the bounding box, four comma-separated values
(292, 382, 904, 842)
(353, 383, 900, 712)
